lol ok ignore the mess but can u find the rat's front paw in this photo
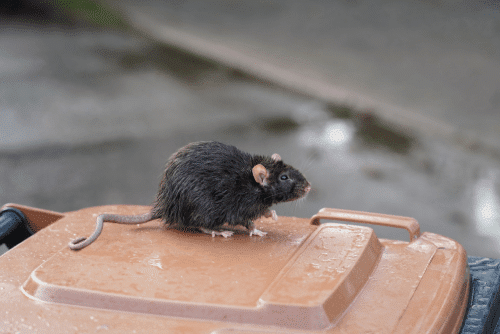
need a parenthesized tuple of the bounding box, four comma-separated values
(264, 209, 278, 221)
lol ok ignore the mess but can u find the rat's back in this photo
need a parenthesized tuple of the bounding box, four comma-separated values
(174, 141, 252, 172)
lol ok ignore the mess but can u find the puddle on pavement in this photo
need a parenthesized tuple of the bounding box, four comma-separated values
(0, 15, 499, 259)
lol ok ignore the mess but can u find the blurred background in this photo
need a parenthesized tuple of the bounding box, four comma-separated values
(1, 0, 500, 257)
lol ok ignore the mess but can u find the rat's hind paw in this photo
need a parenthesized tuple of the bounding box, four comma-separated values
(200, 228, 234, 238)
(217, 230, 234, 238)
(249, 228, 267, 237)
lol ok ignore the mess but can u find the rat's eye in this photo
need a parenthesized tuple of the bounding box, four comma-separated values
(280, 174, 289, 180)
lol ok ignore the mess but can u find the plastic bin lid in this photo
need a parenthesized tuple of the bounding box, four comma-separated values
(0, 204, 469, 333)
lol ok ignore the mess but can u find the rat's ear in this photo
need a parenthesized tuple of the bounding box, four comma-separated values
(252, 164, 269, 185)
(271, 153, 281, 162)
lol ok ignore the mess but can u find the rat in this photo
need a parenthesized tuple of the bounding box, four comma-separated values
(69, 141, 311, 250)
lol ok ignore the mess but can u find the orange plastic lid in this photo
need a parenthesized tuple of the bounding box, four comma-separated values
(1, 204, 469, 333)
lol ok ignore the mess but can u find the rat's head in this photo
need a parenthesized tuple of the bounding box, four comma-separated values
(252, 153, 311, 204)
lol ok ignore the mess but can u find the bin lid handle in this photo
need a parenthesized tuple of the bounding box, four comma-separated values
(310, 208, 421, 242)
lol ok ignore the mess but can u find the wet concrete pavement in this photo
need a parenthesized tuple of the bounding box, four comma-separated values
(1, 3, 500, 258)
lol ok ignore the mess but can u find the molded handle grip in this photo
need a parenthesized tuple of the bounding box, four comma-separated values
(310, 208, 421, 242)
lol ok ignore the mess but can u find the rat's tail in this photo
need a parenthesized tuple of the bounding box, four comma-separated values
(68, 212, 153, 250)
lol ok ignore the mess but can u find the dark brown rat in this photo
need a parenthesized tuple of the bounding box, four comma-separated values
(69, 141, 311, 250)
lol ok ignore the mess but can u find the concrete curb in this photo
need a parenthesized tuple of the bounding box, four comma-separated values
(115, 4, 500, 156)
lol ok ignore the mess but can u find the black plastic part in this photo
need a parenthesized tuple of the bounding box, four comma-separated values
(0, 207, 34, 249)
(460, 256, 500, 334)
